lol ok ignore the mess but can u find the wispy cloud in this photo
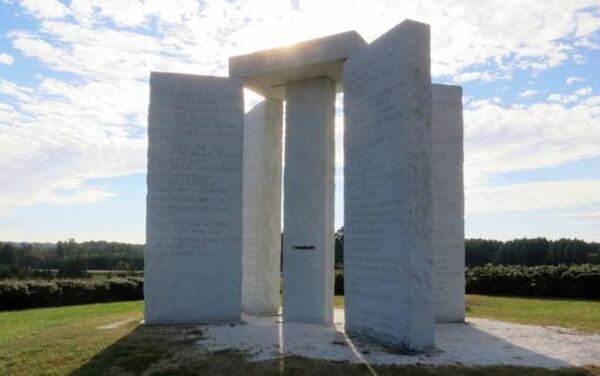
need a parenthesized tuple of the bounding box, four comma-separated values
(467, 179, 600, 215)
(464, 95, 600, 188)
(566, 76, 585, 84)
(20, 0, 70, 19)
(547, 87, 594, 104)
(519, 89, 539, 98)
(1, 0, 600, 218)
(0, 53, 13, 65)
(452, 70, 510, 83)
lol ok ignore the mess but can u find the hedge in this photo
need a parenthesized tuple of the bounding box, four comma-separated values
(0, 277, 143, 311)
(3, 264, 598, 311)
(465, 264, 600, 298)
(335, 270, 344, 295)
(334, 264, 600, 299)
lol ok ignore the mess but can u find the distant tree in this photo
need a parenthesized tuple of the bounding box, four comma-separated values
(465, 239, 501, 266)
(0, 234, 597, 280)
(57, 257, 88, 278)
(113, 260, 133, 271)
(0, 243, 17, 265)
(335, 227, 344, 269)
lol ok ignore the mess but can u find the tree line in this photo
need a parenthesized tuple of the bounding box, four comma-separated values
(0, 239, 143, 279)
(2, 231, 599, 279)
(464, 237, 600, 266)
(334, 227, 600, 267)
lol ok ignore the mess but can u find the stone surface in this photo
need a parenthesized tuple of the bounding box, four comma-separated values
(229, 31, 366, 99)
(202, 309, 600, 369)
(145, 72, 243, 324)
(343, 20, 434, 350)
(242, 99, 283, 315)
(432, 84, 465, 323)
(282, 77, 336, 324)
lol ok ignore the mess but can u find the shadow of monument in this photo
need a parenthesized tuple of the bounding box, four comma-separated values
(70, 316, 578, 375)
(275, 316, 575, 370)
(69, 324, 206, 375)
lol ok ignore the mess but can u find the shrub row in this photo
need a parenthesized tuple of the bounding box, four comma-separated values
(3, 264, 597, 311)
(333, 264, 600, 299)
(0, 277, 143, 311)
(465, 264, 600, 298)
(335, 270, 344, 295)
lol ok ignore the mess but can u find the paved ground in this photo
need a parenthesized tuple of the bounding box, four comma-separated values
(200, 308, 600, 369)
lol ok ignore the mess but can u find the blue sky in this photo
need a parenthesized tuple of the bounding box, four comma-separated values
(0, 0, 599, 243)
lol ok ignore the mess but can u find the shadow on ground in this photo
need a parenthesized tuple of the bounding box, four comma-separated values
(70, 322, 599, 376)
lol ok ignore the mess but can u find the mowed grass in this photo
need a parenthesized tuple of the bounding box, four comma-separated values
(0, 296, 598, 375)
(466, 295, 600, 333)
(0, 301, 143, 375)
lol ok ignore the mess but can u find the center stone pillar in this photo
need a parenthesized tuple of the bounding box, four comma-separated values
(282, 77, 336, 324)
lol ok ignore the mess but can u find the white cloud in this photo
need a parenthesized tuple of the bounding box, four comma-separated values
(69, 0, 200, 27)
(2, 0, 600, 216)
(574, 86, 593, 97)
(20, 0, 70, 19)
(468, 97, 502, 108)
(572, 53, 587, 64)
(566, 76, 585, 84)
(467, 179, 600, 215)
(0, 75, 146, 212)
(547, 86, 593, 103)
(547, 93, 579, 103)
(573, 38, 600, 49)
(452, 70, 509, 83)
(519, 89, 538, 98)
(11, 0, 600, 79)
(0, 53, 14, 65)
(575, 12, 600, 37)
(464, 96, 600, 189)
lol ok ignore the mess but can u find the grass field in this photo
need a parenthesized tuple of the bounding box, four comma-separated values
(466, 295, 600, 333)
(0, 296, 598, 375)
(0, 301, 143, 375)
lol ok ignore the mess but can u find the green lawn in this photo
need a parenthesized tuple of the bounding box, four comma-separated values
(466, 295, 600, 333)
(0, 297, 598, 375)
(0, 301, 143, 375)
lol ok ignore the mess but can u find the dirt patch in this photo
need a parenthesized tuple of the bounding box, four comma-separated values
(97, 318, 138, 330)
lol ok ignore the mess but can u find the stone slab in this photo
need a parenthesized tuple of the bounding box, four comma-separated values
(432, 84, 465, 323)
(145, 72, 243, 324)
(343, 20, 435, 350)
(202, 309, 600, 369)
(242, 99, 283, 315)
(229, 31, 367, 99)
(282, 77, 336, 323)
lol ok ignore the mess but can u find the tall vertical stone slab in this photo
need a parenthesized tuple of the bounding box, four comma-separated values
(145, 72, 243, 324)
(432, 84, 465, 323)
(242, 99, 283, 315)
(344, 20, 434, 350)
(283, 77, 336, 323)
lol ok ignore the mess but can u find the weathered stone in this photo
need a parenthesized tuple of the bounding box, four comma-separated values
(432, 84, 465, 323)
(282, 77, 336, 324)
(343, 20, 434, 350)
(242, 99, 283, 315)
(229, 31, 366, 99)
(145, 72, 243, 324)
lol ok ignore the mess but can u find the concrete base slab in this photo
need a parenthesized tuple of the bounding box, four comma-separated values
(199, 309, 600, 369)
